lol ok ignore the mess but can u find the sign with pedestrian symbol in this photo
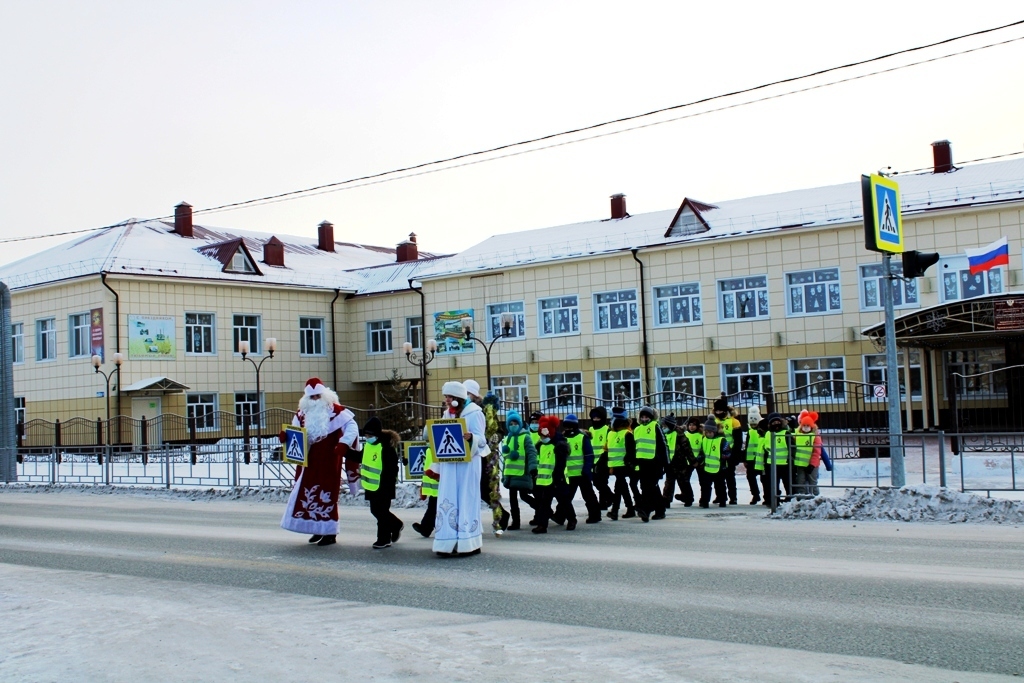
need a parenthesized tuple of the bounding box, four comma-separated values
(862, 174, 904, 254)
(426, 418, 471, 463)
(282, 424, 308, 467)
(403, 441, 429, 480)
(873, 385, 887, 400)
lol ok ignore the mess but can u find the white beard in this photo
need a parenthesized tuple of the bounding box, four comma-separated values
(299, 389, 338, 442)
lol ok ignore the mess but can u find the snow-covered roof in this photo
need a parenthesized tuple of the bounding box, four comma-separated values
(0, 219, 410, 291)
(415, 158, 1024, 279)
(345, 256, 454, 296)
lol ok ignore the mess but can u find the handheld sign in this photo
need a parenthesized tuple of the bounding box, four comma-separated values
(403, 441, 429, 480)
(426, 418, 471, 463)
(282, 425, 309, 467)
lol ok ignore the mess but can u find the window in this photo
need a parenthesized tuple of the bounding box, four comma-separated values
(228, 248, 256, 273)
(656, 365, 706, 406)
(859, 262, 918, 311)
(406, 316, 423, 350)
(491, 375, 528, 412)
(945, 349, 1007, 396)
(185, 313, 216, 355)
(722, 361, 773, 397)
(719, 276, 769, 321)
(299, 317, 325, 356)
(538, 295, 579, 337)
(486, 302, 526, 341)
(653, 283, 701, 327)
(367, 320, 393, 354)
(939, 256, 1004, 303)
(234, 391, 262, 428)
(597, 369, 643, 408)
(786, 267, 842, 316)
(864, 352, 922, 399)
(68, 313, 89, 358)
(186, 393, 219, 431)
(14, 397, 25, 426)
(791, 357, 846, 402)
(11, 323, 24, 364)
(36, 318, 56, 361)
(594, 290, 639, 332)
(540, 372, 583, 410)
(232, 314, 260, 354)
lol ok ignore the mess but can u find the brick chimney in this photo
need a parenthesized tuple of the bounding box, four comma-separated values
(932, 140, 953, 174)
(610, 194, 627, 219)
(174, 202, 193, 237)
(263, 236, 285, 267)
(317, 221, 335, 252)
(396, 233, 419, 262)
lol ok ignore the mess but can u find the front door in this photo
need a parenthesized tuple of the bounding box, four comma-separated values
(131, 397, 163, 445)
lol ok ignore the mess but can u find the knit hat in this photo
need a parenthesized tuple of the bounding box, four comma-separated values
(463, 379, 481, 398)
(713, 396, 729, 413)
(662, 413, 677, 430)
(686, 415, 703, 428)
(563, 413, 579, 425)
(538, 415, 560, 437)
(304, 377, 326, 397)
(766, 412, 784, 425)
(441, 381, 467, 399)
(506, 409, 523, 426)
(362, 416, 382, 437)
(748, 405, 763, 424)
(529, 411, 544, 422)
(611, 405, 628, 420)
(589, 406, 608, 421)
(798, 409, 819, 431)
(638, 405, 657, 420)
(703, 418, 719, 432)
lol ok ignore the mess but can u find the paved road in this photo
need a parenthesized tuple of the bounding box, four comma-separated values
(0, 490, 1022, 682)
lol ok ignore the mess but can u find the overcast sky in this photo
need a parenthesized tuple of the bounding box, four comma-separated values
(1, 1, 1023, 266)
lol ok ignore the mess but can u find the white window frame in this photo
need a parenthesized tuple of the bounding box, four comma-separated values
(11, 323, 24, 365)
(938, 256, 1005, 303)
(186, 393, 219, 431)
(36, 318, 56, 362)
(491, 375, 528, 413)
(858, 262, 919, 311)
(790, 357, 847, 403)
(718, 276, 769, 322)
(299, 316, 325, 356)
(785, 267, 842, 317)
(945, 348, 1007, 397)
(68, 312, 90, 358)
(406, 316, 423, 350)
(656, 365, 706, 407)
(863, 352, 922, 401)
(538, 295, 580, 338)
(540, 372, 583, 411)
(721, 361, 774, 397)
(234, 391, 263, 428)
(366, 319, 393, 355)
(232, 314, 261, 355)
(596, 368, 643, 408)
(653, 282, 702, 328)
(14, 397, 25, 426)
(228, 248, 256, 273)
(593, 289, 639, 333)
(486, 301, 526, 341)
(185, 312, 216, 355)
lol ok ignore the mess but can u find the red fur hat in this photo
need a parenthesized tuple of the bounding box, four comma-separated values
(798, 410, 819, 430)
(538, 415, 560, 437)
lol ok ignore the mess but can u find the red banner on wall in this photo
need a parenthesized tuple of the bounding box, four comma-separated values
(90, 308, 104, 361)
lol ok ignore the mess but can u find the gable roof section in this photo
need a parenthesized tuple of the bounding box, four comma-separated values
(196, 238, 263, 275)
(665, 198, 717, 237)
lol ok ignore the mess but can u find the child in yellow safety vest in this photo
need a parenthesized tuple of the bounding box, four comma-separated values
(792, 410, 822, 497)
(712, 396, 741, 505)
(743, 406, 764, 505)
(499, 409, 537, 531)
(604, 406, 637, 521)
(697, 417, 730, 508)
(412, 444, 438, 538)
(361, 417, 404, 549)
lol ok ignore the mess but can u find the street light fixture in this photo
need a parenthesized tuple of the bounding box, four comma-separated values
(461, 313, 514, 392)
(405, 338, 439, 419)
(239, 337, 276, 443)
(92, 352, 124, 439)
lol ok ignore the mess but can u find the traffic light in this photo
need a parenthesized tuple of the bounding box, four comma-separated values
(902, 250, 940, 279)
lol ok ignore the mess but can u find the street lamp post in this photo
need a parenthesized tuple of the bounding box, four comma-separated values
(404, 338, 438, 424)
(92, 352, 124, 482)
(239, 338, 276, 444)
(461, 313, 514, 392)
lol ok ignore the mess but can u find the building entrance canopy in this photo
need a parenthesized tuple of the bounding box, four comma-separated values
(862, 293, 1024, 350)
(120, 376, 190, 396)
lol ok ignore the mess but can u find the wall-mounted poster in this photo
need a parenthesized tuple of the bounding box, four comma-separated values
(89, 308, 104, 362)
(128, 315, 176, 359)
(433, 309, 475, 354)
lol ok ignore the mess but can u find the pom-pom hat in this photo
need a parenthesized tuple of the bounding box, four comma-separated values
(441, 381, 468, 399)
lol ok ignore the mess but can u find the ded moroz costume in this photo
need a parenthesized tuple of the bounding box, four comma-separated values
(280, 378, 358, 546)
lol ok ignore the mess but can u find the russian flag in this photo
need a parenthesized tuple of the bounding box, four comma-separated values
(965, 237, 1009, 275)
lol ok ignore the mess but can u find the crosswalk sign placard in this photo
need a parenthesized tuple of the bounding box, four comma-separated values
(862, 174, 904, 254)
(426, 418, 471, 463)
(403, 441, 429, 480)
(282, 424, 308, 467)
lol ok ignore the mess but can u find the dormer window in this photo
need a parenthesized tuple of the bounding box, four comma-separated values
(665, 198, 715, 238)
(230, 248, 256, 273)
(196, 238, 263, 276)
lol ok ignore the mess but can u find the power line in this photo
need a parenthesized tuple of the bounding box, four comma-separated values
(4, 18, 1024, 244)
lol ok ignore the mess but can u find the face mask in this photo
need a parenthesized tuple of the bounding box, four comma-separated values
(508, 422, 521, 434)
(540, 437, 551, 444)
(529, 424, 539, 432)
(366, 436, 378, 444)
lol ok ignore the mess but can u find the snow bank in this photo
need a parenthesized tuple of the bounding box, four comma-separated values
(775, 484, 1024, 524)
(0, 482, 429, 508)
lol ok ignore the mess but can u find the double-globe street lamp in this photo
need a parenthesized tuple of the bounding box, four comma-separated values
(239, 338, 276, 448)
(461, 313, 514, 392)
(91, 352, 125, 443)
(404, 338, 438, 424)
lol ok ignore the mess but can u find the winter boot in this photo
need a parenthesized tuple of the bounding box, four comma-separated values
(499, 509, 510, 531)
(372, 539, 392, 549)
(607, 508, 619, 521)
(317, 535, 337, 546)
(411, 522, 431, 538)
(566, 519, 578, 531)
(308, 535, 324, 544)
(622, 508, 636, 519)
(531, 525, 548, 534)
(391, 521, 404, 543)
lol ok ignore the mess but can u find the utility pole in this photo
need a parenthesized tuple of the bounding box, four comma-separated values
(881, 254, 905, 487)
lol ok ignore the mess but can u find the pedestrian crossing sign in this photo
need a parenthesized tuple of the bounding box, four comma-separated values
(862, 174, 904, 254)
(282, 425, 308, 467)
(426, 418, 471, 463)
(403, 441, 429, 480)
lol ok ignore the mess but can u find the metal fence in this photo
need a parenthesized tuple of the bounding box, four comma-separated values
(947, 365, 1024, 433)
